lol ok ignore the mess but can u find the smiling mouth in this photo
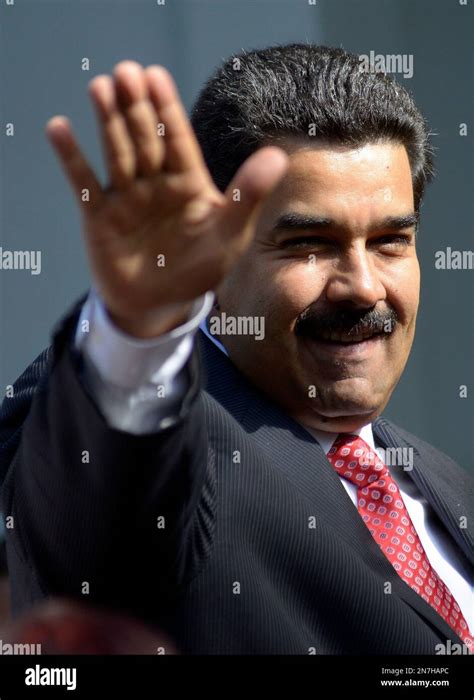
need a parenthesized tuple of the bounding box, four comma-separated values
(310, 329, 387, 344)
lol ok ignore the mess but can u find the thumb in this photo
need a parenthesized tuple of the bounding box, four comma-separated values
(217, 146, 289, 247)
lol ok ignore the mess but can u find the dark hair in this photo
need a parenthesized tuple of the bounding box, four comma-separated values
(191, 43, 435, 213)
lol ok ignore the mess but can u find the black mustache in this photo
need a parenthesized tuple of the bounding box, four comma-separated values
(295, 306, 398, 338)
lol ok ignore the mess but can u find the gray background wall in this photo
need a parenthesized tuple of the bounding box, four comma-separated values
(0, 0, 472, 472)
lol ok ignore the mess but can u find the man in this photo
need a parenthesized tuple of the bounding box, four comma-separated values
(0, 44, 472, 654)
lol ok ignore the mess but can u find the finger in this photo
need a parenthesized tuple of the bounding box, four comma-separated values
(145, 65, 207, 174)
(88, 75, 136, 190)
(45, 116, 103, 208)
(113, 61, 164, 177)
(217, 146, 289, 247)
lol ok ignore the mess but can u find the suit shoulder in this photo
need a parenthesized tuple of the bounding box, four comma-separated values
(378, 417, 471, 480)
(0, 346, 53, 423)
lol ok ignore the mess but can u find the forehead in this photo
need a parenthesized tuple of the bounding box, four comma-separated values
(259, 140, 414, 228)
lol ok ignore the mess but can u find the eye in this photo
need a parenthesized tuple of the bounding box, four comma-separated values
(375, 234, 412, 247)
(280, 236, 331, 249)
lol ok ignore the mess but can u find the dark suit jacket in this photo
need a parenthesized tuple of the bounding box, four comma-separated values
(0, 299, 473, 654)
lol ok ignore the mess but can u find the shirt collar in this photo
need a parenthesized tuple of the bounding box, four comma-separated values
(199, 315, 229, 356)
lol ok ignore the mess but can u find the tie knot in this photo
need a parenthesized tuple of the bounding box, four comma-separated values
(327, 434, 388, 488)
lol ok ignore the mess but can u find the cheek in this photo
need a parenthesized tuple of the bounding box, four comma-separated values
(385, 260, 420, 324)
(266, 262, 328, 319)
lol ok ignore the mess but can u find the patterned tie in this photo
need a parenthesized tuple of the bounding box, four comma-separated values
(327, 433, 473, 650)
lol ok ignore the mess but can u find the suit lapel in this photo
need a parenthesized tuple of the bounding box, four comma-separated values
(198, 331, 467, 643)
(374, 418, 474, 567)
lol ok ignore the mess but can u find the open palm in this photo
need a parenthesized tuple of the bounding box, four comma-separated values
(46, 61, 288, 337)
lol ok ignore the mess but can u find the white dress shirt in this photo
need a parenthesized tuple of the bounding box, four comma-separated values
(75, 290, 473, 635)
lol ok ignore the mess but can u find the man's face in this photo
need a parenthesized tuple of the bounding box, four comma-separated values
(215, 140, 420, 433)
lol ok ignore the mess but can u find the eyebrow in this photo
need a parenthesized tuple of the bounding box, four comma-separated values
(271, 212, 419, 233)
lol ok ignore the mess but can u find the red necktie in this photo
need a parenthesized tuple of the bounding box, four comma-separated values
(327, 433, 473, 650)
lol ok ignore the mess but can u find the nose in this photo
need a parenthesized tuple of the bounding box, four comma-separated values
(324, 246, 386, 308)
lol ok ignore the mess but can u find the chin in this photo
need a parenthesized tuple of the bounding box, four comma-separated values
(316, 385, 395, 431)
(291, 382, 385, 432)
(312, 410, 381, 433)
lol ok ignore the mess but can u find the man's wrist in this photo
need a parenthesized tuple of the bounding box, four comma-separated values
(108, 301, 196, 339)
(74, 289, 214, 390)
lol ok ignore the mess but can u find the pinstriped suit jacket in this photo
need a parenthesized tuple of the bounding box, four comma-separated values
(0, 298, 473, 654)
